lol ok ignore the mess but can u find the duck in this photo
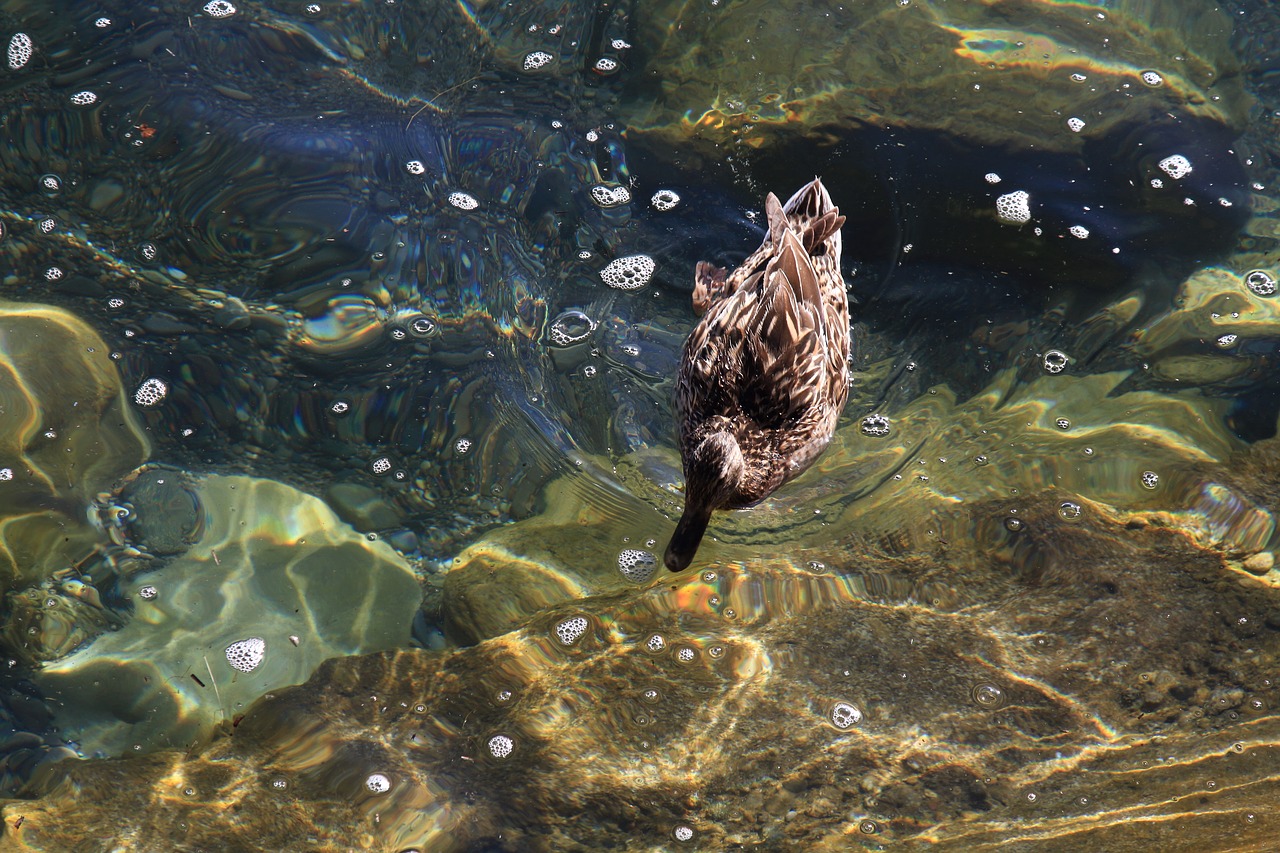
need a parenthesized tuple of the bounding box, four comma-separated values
(664, 178, 850, 572)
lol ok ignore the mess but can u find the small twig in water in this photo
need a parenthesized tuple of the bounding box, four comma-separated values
(203, 655, 224, 720)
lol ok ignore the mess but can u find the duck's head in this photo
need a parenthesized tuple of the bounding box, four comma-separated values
(665, 431, 744, 572)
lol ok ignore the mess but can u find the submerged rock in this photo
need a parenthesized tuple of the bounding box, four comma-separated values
(34, 474, 422, 758)
(622, 0, 1252, 285)
(0, 303, 149, 593)
(3, 485, 1279, 851)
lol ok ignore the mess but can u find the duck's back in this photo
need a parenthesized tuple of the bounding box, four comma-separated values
(676, 181, 849, 505)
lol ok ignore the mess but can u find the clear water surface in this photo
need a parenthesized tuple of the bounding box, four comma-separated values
(0, 0, 1277, 850)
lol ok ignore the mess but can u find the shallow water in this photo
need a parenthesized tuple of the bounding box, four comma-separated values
(0, 0, 1279, 850)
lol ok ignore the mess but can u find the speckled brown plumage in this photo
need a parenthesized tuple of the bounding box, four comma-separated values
(665, 178, 849, 571)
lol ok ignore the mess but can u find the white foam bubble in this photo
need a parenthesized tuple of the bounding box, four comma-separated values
(830, 701, 862, 729)
(594, 57, 618, 73)
(548, 310, 595, 346)
(1068, 225, 1089, 239)
(364, 773, 391, 793)
(203, 1, 237, 18)
(617, 549, 657, 583)
(225, 637, 265, 672)
(555, 615, 588, 646)
(984, 172, 1001, 184)
(69, 91, 98, 106)
(523, 51, 553, 71)
(405, 160, 425, 175)
(7, 33, 32, 71)
(134, 377, 169, 408)
(995, 190, 1031, 224)
(860, 414, 891, 437)
(488, 734, 514, 759)
(447, 191, 478, 210)
(590, 184, 631, 207)
(600, 254, 655, 290)
(650, 189, 680, 211)
(1042, 350, 1069, 374)
(1066, 117, 1086, 133)
(1158, 155, 1193, 180)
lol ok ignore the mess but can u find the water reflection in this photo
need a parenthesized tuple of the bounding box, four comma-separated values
(0, 0, 1276, 850)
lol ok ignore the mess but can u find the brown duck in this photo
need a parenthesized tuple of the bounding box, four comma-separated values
(664, 178, 849, 572)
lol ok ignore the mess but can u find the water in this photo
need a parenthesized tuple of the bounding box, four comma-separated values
(0, 0, 1278, 850)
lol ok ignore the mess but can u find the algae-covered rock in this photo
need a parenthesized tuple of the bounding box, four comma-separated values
(0, 302, 149, 591)
(625, 0, 1247, 162)
(34, 474, 422, 758)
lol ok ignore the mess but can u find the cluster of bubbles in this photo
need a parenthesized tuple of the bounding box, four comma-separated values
(617, 549, 657, 583)
(364, 773, 391, 794)
(225, 637, 266, 673)
(644, 633, 667, 654)
(673, 646, 698, 664)
(203, 0, 237, 18)
(548, 310, 595, 346)
(1141, 70, 1164, 87)
(650, 189, 680, 211)
(672, 825, 696, 843)
(405, 160, 425, 175)
(487, 734, 514, 759)
(447, 191, 479, 210)
(593, 58, 619, 74)
(1140, 470, 1160, 490)
(860, 414, 891, 437)
(1245, 270, 1276, 297)
(1069, 225, 1089, 239)
(454, 438, 472, 454)
(554, 615, 588, 646)
(523, 51, 553, 71)
(44, 267, 63, 281)
(7, 33, 31, 71)
(995, 190, 1031, 224)
(1042, 350, 1069, 374)
(829, 701, 862, 730)
(138, 585, 158, 600)
(600, 255, 655, 289)
(589, 184, 631, 207)
(70, 91, 98, 106)
(1067, 117, 1086, 133)
(370, 456, 393, 475)
(134, 377, 169, 408)
(0, 468, 12, 481)
(1158, 155, 1193, 180)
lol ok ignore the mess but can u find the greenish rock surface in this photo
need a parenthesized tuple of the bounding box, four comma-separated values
(35, 474, 422, 758)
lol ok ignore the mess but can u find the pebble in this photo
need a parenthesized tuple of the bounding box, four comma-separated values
(1242, 552, 1274, 575)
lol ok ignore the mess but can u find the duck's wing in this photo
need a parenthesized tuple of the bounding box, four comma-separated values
(738, 229, 830, 429)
